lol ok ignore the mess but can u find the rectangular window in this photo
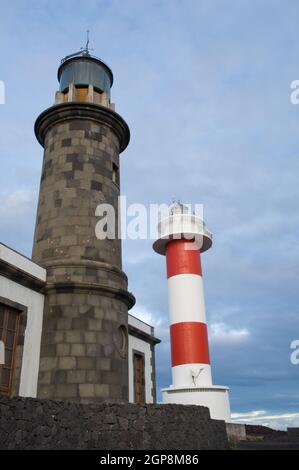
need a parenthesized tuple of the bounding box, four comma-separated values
(0, 303, 20, 396)
(75, 85, 89, 102)
(112, 162, 120, 186)
(133, 352, 145, 404)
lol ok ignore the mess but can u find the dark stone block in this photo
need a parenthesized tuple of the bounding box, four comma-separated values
(72, 317, 88, 329)
(61, 138, 72, 147)
(40, 343, 56, 356)
(69, 121, 91, 131)
(53, 370, 67, 384)
(63, 171, 74, 180)
(91, 180, 102, 191)
(66, 153, 82, 163)
(73, 162, 84, 171)
(93, 164, 112, 179)
(84, 130, 102, 141)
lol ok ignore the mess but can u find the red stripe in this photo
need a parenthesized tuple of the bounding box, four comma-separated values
(170, 322, 210, 366)
(166, 239, 202, 278)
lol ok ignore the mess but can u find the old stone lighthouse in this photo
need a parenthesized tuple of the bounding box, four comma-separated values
(32, 48, 136, 402)
(0, 47, 159, 404)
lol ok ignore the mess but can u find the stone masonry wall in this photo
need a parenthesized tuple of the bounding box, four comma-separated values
(0, 397, 229, 450)
(32, 105, 134, 403)
(32, 119, 123, 269)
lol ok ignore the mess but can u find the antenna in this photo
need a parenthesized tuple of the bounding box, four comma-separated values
(85, 29, 90, 52)
(60, 30, 96, 63)
(80, 29, 94, 55)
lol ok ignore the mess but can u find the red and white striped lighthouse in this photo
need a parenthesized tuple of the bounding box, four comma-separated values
(166, 238, 212, 388)
(153, 203, 231, 422)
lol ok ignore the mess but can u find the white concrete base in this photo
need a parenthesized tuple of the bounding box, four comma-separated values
(161, 385, 231, 422)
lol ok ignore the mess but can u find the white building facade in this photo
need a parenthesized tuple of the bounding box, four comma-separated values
(0, 243, 160, 403)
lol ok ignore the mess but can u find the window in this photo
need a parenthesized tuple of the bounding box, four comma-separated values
(0, 304, 20, 396)
(112, 162, 120, 186)
(133, 352, 145, 404)
(75, 85, 88, 102)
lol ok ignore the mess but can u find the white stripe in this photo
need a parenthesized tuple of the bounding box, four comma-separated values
(167, 274, 207, 324)
(172, 363, 212, 387)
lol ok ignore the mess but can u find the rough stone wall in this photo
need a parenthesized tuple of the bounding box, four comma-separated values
(0, 397, 229, 450)
(287, 427, 299, 442)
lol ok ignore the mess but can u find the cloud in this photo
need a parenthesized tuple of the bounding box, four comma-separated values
(210, 322, 250, 345)
(0, 190, 37, 256)
(130, 304, 164, 330)
(0, 190, 35, 214)
(232, 410, 299, 430)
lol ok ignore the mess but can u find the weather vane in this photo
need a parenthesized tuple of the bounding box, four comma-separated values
(85, 29, 90, 51)
(81, 29, 93, 55)
(61, 30, 95, 63)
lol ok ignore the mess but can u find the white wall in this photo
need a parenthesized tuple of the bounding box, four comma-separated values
(128, 334, 153, 404)
(0, 275, 44, 397)
(0, 244, 46, 281)
(128, 314, 152, 335)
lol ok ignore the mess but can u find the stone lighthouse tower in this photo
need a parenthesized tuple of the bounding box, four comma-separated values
(32, 45, 135, 402)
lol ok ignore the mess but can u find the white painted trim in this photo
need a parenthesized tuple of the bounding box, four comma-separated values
(0, 275, 44, 397)
(128, 334, 153, 404)
(0, 340, 4, 365)
(0, 243, 46, 281)
(128, 314, 152, 335)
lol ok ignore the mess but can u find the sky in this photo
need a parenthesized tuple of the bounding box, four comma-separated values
(0, 0, 299, 430)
